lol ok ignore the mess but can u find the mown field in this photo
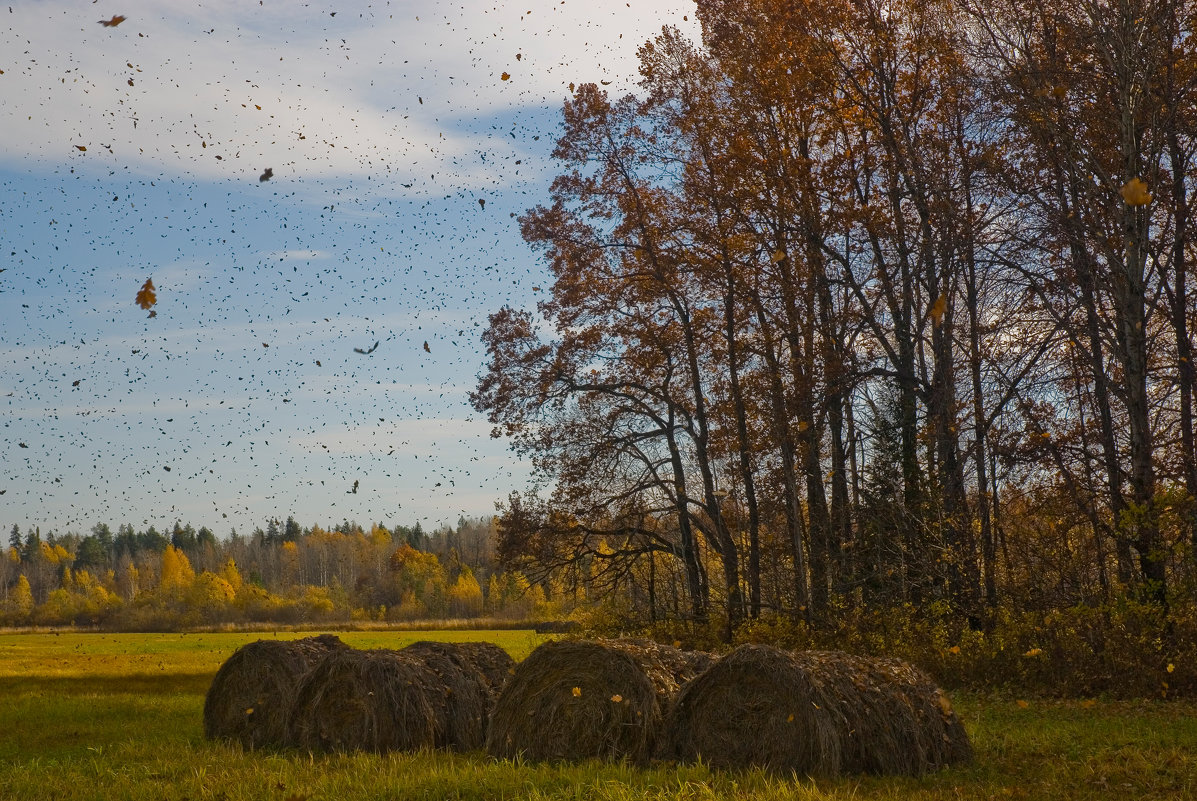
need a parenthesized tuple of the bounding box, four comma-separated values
(2, 631, 1197, 801)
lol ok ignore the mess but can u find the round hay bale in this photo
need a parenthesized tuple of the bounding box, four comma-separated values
(288, 647, 451, 753)
(594, 638, 715, 702)
(397, 641, 510, 751)
(789, 650, 971, 775)
(664, 644, 845, 775)
(203, 634, 348, 749)
(664, 645, 972, 776)
(401, 640, 515, 698)
(870, 656, 973, 768)
(485, 639, 661, 764)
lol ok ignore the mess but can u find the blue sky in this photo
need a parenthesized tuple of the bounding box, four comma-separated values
(0, 0, 699, 536)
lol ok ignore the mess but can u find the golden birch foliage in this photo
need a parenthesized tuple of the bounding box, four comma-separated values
(39, 541, 71, 565)
(448, 568, 484, 616)
(12, 575, 34, 617)
(189, 571, 236, 608)
(219, 557, 243, 592)
(159, 545, 195, 594)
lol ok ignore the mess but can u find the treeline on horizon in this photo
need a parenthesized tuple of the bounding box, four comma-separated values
(0, 516, 566, 629)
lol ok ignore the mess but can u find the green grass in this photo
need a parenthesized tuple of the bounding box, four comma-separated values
(2, 631, 1196, 800)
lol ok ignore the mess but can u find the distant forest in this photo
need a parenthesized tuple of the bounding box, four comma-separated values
(0, 517, 563, 629)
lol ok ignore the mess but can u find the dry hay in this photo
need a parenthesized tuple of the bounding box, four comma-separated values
(401, 640, 515, 699)
(664, 644, 972, 776)
(594, 638, 715, 703)
(288, 647, 455, 753)
(398, 640, 513, 750)
(485, 639, 661, 764)
(203, 634, 347, 749)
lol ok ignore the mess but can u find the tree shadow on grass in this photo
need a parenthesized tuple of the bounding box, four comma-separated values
(0, 671, 213, 697)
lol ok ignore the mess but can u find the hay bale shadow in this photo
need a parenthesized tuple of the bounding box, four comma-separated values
(485, 640, 661, 764)
(665, 644, 971, 776)
(203, 634, 348, 749)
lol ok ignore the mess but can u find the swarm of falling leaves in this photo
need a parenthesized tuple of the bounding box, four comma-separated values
(135, 278, 157, 315)
(1121, 177, 1152, 206)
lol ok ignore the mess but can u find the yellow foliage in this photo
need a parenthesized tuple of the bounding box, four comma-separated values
(448, 568, 484, 617)
(11, 575, 34, 617)
(159, 545, 195, 594)
(39, 542, 71, 565)
(219, 557, 243, 591)
(189, 571, 236, 608)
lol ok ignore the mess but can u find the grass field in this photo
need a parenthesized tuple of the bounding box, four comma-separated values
(2, 631, 1197, 800)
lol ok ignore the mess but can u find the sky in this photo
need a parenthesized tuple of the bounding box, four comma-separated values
(0, 0, 701, 537)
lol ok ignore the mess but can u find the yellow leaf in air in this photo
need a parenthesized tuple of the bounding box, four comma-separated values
(771, 249, 786, 263)
(135, 278, 157, 311)
(930, 293, 948, 325)
(1016, 700, 1030, 709)
(1167, 663, 1175, 673)
(948, 645, 961, 655)
(610, 694, 623, 703)
(787, 713, 794, 722)
(1121, 177, 1152, 206)
(672, 640, 682, 648)
(245, 707, 254, 715)
(571, 686, 581, 697)
(1024, 648, 1043, 657)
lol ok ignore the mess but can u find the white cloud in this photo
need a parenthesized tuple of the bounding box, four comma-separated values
(0, 0, 700, 184)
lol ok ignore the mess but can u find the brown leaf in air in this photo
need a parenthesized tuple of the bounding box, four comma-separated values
(135, 278, 156, 311)
(99, 15, 126, 27)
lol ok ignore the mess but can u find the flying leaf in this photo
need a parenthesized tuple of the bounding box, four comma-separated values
(1023, 647, 1043, 657)
(501, 72, 511, 81)
(75, 145, 87, 152)
(423, 340, 431, 353)
(930, 293, 948, 325)
(1121, 177, 1152, 206)
(771, 249, 785, 263)
(571, 686, 581, 697)
(1016, 699, 1030, 709)
(135, 278, 157, 311)
(259, 167, 273, 182)
(99, 15, 126, 27)
(610, 694, 622, 702)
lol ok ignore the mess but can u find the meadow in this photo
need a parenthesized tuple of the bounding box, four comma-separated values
(2, 631, 1197, 801)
